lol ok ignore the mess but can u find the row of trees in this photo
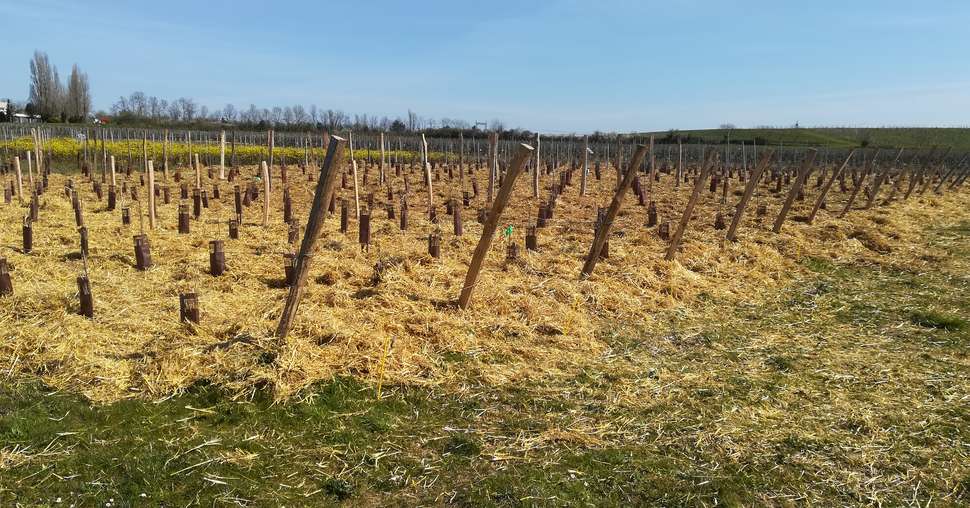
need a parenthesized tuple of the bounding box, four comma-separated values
(108, 91, 509, 134)
(27, 51, 92, 122)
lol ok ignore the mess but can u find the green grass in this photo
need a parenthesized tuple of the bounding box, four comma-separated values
(911, 310, 967, 331)
(648, 127, 970, 150)
(2, 223, 969, 506)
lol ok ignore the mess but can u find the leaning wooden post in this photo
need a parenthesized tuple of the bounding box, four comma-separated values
(533, 132, 541, 198)
(487, 132, 498, 204)
(807, 149, 855, 224)
(379, 131, 386, 185)
(275, 136, 347, 339)
(646, 135, 657, 194)
(665, 151, 717, 261)
(458, 143, 534, 309)
(349, 131, 361, 219)
(110, 155, 117, 186)
(581, 135, 590, 196)
(261, 161, 271, 226)
(772, 148, 818, 233)
(147, 160, 156, 229)
(194, 153, 202, 189)
(918, 147, 952, 195)
(904, 147, 937, 200)
(839, 149, 880, 218)
(26, 151, 35, 192)
(13, 156, 23, 202)
(581, 144, 649, 278)
(219, 129, 226, 180)
(864, 148, 903, 209)
(422, 133, 433, 211)
(725, 149, 774, 242)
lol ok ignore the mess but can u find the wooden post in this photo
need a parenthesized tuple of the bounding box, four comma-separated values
(276, 136, 347, 340)
(194, 153, 202, 189)
(533, 133, 541, 198)
(422, 133, 433, 211)
(904, 148, 937, 200)
(839, 149, 880, 218)
(772, 148, 817, 233)
(379, 131, 387, 185)
(163, 129, 169, 180)
(580, 144, 649, 278)
(864, 148, 903, 209)
(726, 149, 774, 242)
(487, 132, 498, 204)
(13, 156, 23, 202)
(350, 132, 361, 219)
(26, 151, 35, 192)
(808, 149, 855, 224)
(147, 160, 156, 229)
(665, 151, 718, 261)
(261, 161, 271, 226)
(219, 130, 226, 180)
(581, 136, 590, 196)
(646, 135, 656, 194)
(458, 143, 534, 309)
(918, 147, 952, 195)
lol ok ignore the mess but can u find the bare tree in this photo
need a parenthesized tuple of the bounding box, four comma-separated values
(65, 64, 91, 121)
(177, 97, 196, 120)
(222, 103, 237, 121)
(29, 51, 64, 119)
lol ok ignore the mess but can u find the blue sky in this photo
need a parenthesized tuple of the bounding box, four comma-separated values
(2, 0, 969, 133)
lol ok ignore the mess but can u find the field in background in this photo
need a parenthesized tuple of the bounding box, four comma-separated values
(648, 127, 970, 150)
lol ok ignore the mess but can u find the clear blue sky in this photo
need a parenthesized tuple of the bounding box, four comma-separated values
(2, 0, 969, 133)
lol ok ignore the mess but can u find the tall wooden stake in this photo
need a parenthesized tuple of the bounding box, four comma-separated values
(807, 149, 855, 224)
(772, 148, 818, 233)
(665, 151, 718, 261)
(458, 143, 534, 309)
(276, 136, 347, 339)
(580, 144, 650, 278)
(725, 149, 774, 242)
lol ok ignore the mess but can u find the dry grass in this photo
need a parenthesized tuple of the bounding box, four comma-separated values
(0, 159, 966, 405)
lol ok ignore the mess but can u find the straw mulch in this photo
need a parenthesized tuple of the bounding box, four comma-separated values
(1, 160, 966, 403)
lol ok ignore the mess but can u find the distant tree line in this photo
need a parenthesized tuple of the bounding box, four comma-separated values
(107, 93, 527, 138)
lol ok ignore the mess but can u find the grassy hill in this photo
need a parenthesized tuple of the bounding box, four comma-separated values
(646, 127, 970, 151)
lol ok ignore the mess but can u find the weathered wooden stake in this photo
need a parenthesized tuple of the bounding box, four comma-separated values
(772, 148, 818, 233)
(179, 293, 199, 323)
(807, 150, 855, 224)
(210, 240, 225, 275)
(262, 161, 271, 226)
(665, 151, 718, 261)
(580, 144, 649, 278)
(276, 136, 347, 340)
(839, 149, 880, 217)
(458, 143, 535, 309)
(0, 258, 11, 296)
(77, 276, 94, 318)
(147, 161, 156, 229)
(725, 150, 774, 241)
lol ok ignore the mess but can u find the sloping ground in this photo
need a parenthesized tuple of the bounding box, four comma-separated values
(0, 202, 967, 505)
(650, 127, 970, 150)
(0, 161, 967, 405)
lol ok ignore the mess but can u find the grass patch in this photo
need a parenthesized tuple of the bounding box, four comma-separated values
(910, 310, 967, 331)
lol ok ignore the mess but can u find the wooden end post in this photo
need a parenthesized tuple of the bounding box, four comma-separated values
(725, 149, 774, 242)
(458, 143, 534, 309)
(665, 150, 718, 261)
(275, 136, 347, 340)
(772, 148, 818, 233)
(580, 144, 649, 278)
(807, 149, 855, 224)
